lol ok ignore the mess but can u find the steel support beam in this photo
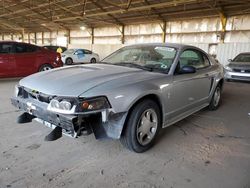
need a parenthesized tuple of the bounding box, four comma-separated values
(219, 12, 227, 43)
(28, 32, 30, 43)
(161, 21, 167, 43)
(67, 29, 71, 47)
(42, 32, 44, 44)
(121, 25, 125, 44)
(91, 28, 94, 44)
(34, 32, 37, 44)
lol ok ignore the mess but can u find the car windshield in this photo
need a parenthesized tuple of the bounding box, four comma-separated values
(64, 49, 75, 54)
(233, 54, 250, 62)
(102, 45, 177, 73)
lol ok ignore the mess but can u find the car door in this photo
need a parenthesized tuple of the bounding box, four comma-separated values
(0, 43, 16, 78)
(168, 49, 212, 120)
(83, 49, 93, 62)
(74, 49, 86, 63)
(14, 43, 38, 76)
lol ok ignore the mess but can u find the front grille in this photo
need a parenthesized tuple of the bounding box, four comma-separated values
(25, 89, 51, 103)
(231, 75, 250, 80)
(233, 69, 250, 73)
(37, 94, 51, 103)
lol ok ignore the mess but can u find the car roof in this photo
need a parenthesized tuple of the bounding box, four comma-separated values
(43, 45, 67, 48)
(237, 52, 250, 55)
(0, 41, 36, 46)
(123, 43, 196, 49)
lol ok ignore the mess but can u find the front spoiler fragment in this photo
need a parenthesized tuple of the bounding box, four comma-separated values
(11, 96, 128, 140)
(11, 97, 77, 137)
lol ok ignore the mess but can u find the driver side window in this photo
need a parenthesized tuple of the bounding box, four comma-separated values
(76, 50, 84, 54)
(180, 49, 207, 69)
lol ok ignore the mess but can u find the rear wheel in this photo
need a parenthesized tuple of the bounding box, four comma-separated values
(66, 58, 73, 65)
(39, 64, 53, 72)
(90, 58, 96, 63)
(120, 100, 161, 153)
(209, 85, 221, 110)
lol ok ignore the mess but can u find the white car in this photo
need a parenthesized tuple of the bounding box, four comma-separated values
(61, 49, 99, 64)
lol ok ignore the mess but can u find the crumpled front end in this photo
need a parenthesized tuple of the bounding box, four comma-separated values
(11, 86, 128, 140)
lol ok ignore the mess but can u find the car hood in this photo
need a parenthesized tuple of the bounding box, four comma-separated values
(19, 64, 163, 97)
(228, 62, 250, 69)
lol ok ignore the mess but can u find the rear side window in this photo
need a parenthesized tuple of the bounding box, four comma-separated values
(15, 44, 37, 53)
(84, 50, 92, 54)
(180, 49, 210, 69)
(76, 49, 84, 54)
(0, 43, 14, 54)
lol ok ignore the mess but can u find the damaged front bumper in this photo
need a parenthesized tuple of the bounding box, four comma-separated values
(11, 96, 127, 140)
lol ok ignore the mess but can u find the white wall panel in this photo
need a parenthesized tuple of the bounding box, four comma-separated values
(125, 34, 162, 44)
(70, 37, 91, 45)
(224, 31, 250, 43)
(43, 32, 50, 38)
(125, 23, 162, 35)
(95, 27, 121, 36)
(95, 36, 121, 44)
(166, 33, 219, 43)
(70, 29, 90, 37)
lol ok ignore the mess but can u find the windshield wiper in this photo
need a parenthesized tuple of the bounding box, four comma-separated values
(144, 64, 169, 73)
(113, 62, 152, 71)
(100, 62, 169, 74)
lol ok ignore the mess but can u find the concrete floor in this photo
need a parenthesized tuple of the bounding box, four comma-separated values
(0, 80, 250, 188)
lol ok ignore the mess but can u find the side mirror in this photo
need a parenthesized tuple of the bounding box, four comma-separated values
(228, 59, 232, 62)
(179, 65, 196, 74)
(74, 52, 78, 55)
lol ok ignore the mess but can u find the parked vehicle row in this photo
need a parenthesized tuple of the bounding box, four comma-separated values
(224, 53, 250, 82)
(0, 42, 100, 78)
(0, 41, 62, 78)
(61, 48, 99, 65)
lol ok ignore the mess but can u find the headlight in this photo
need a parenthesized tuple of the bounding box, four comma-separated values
(224, 66, 232, 71)
(47, 99, 75, 114)
(77, 97, 111, 112)
(47, 97, 111, 114)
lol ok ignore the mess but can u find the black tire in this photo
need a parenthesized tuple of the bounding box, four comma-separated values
(120, 99, 161, 153)
(208, 85, 222, 111)
(39, 64, 53, 72)
(90, 58, 96, 63)
(66, 58, 73, 65)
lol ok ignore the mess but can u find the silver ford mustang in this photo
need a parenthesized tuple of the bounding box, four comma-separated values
(11, 43, 224, 153)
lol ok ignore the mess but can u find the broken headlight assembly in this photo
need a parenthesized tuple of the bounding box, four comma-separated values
(47, 98, 76, 114)
(77, 97, 111, 112)
(47, 96, 111, 114)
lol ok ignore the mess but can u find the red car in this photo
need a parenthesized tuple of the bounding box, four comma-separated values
(0, 41, 63, 78)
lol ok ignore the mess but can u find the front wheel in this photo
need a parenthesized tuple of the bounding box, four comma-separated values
(65, 58, 73, 65)
(209, 85, 221, 110)
(120, 100, 161, 153)
(39, 64, 53, 72)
